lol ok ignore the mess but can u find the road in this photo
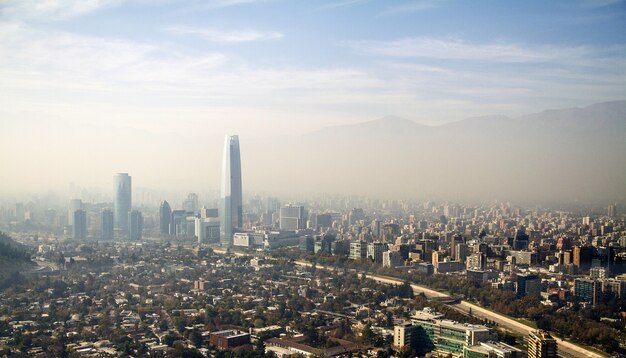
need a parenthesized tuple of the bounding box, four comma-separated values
(291, 259, 605, 357)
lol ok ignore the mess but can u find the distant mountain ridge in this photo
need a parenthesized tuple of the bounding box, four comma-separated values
(244, 100, 626, 202)
(311, 100, 626, 134)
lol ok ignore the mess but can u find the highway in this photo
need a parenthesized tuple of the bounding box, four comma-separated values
(291, 259, 606, 358)
(212, 250, 605, 357)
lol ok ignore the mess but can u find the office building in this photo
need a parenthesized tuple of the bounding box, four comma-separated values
(464, 342, 522, 358)
(573, 246, 593, 272)
(200, 206, 218, 219)
(280, 204, 307, 231)
(101, 209, 114, 240)
(368, 242, 387, 264)
(220, 135, 243, 246)
(527, 330, 557, 358)
(575, 279, 602, 305)
(195, 217, 220, 244)
(68, 199, 83, 226)
(350, 240, 368, 259)
(72, 209, 87, 240)
(183, 193, 198, 213)
(383, 250, 403, 268)
(159, 200, 171, 235)
(209, 330, 250, 350)
(516, 273, 541, 297)
(128, 210, 143, 241)
(114, 173, 132, 230)
(395, 308, 492, 357)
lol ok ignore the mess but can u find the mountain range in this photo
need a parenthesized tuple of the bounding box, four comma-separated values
(243, 100, 626, 203)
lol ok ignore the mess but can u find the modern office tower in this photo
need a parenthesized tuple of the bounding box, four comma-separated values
(196, 217, 220, 244)
(455, 243, 469, 262)
(220, 135, 243, 246)
(527, 330, 557, 358)
(200, 206, 219, 219)
(68, 199, 83, 226)
(516, 273, 541, 297)
(279, 204, 307, 231)
(170, 210, 186, 236)
(315, 214, 332, 229)
(348, 208, 365, 225)
(299, 236, 315, 253)
(575, 278, 603, 305)
(183, 193, 199, 213)
(72, 209, 87, 240)
(159, 200, 171, 235)
(608, 203, 617, 218)
(114, 173, 132, 230)
(128, 210, 143, 241)
(101, 209, 114, 240)
(396, 308, 491, 357)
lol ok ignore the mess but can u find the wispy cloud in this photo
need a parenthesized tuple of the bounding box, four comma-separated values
(379, 0, 442, 16)
(0, 0, 120, 21)
(349, 37, 553, 62)
(317, 0, 370, 10)
(164, 25, 283, 42)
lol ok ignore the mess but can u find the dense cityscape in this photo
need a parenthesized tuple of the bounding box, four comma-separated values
(0, 135, 624, 358)
(2, 1, 626, 358)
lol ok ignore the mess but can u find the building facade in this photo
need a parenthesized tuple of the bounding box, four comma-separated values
(220, 135, 243, 246)
(114, 173, 132, 230)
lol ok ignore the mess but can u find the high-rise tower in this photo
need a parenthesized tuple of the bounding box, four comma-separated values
(159, 200, 172, 235)
(220, 135, 242, 246)
(114, 173, 132, 230)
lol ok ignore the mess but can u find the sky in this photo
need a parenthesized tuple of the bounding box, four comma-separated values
(1, 0, 625, 197)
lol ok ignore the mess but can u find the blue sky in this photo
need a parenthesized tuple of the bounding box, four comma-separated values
(0, 0, 625, 192)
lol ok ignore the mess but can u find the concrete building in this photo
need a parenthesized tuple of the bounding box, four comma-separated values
(350, 240, 368, 260)
(280, 204, 307, 231)
(367, 242, 387, 264)
(101, 209, 114, 240)
(72, 209, 87, 240)
(209, 330, 250, 350)
(527, 330, 557, 358)
(394, 308, 492, 358)
(128, 210, 143, 241)
(195, 217, 220, 244)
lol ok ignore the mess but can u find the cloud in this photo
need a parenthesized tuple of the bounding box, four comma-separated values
(0, 0, 120, 21)
(164, 25, 284, 42)
(349, 37, 555, 62)
(317, 0, 370, 10)
(379, 0, 442, 16)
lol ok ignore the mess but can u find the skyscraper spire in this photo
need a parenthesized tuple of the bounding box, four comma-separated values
(220, 135, 242, 246)
(114, 173, 132, 230)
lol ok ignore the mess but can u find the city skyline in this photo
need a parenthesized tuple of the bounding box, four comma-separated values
(1, 0, 625, 200)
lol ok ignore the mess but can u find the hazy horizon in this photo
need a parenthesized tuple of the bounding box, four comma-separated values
(1, 0, 625, 202)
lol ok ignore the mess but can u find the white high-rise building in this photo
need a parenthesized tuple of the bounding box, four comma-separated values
(114, 173, 132, 230)
(220, 135, 243, 246)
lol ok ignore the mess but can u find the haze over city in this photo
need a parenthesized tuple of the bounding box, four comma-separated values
(1, 0, 625, 203)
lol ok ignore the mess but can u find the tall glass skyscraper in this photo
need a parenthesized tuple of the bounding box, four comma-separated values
(220, 135, 242, 246)
(114, 173, 132, 230)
